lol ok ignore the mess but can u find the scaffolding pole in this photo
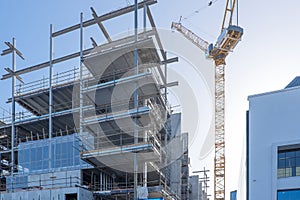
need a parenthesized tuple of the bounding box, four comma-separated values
(11, 38, 16, 177)
(133, 0, 139, 199)
(80, 12, 84, 134)
(1, 38, 24, 180)
(49, 24, 54, 170)
(143, 3, 148, 189)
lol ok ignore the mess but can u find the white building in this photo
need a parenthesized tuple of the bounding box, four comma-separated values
(247, 77, 300, 199)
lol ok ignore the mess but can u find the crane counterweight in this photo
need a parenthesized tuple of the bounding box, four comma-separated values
(207, 25, 243, 66)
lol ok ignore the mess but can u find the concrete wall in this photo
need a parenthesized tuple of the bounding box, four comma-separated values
(170, 159, 181, 197)
(248, 87, 300, 200)
(189, 175, 200, 200)
(169, 113, 183, 198)
(79, 188, 94, 200)
(170, 113, 181, 138)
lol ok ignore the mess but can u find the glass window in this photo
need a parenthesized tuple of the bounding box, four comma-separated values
(278, 168, 285, 178)
(278, 189, 300, 200)
(36, 160, 42, 171)
(37, 147, 43, 161)
(61, 159, 67, 167)
(31, 148, 37, 171)
(278, 148, 300, 178)
(279, 152, 286, 159)
(286, 151, 296, 159)
(75, 155, 80, 166)
(43, 160, 48, 170)
(278, 159, 285, 168)
(296, 150, 300, 157)
(43, 146, 48, 159)
(296, 166, 300, 176)
(230, 191, 237, 200)
(17, 134, 88, 174)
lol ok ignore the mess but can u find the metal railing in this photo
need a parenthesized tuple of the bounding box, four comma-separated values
(15, 67, 92, 96)
(79, 126, 161, 152)
(6, 175, 81, 192)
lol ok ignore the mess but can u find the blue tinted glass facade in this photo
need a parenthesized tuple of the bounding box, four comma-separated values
(278, 190, 300, 200)
(17, 133, 89, 174)
(230, 190, 237, 200)
(6, 175, 28, 191)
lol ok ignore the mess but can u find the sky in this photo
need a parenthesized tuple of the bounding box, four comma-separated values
(1, 0, 300, 199)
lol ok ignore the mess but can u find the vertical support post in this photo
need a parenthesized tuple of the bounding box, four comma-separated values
(236, 0, 239, 25)
(79, 12, 84, 134)
(133, 0, 139, 199)
(143, 4, 147, 33)
(246, 111, 249, 200)
(49, 24, 54, 171)
(164, 128, 167, 193)
(100, 172, 103, 191)
(11, 38, 16, 179)
(164, 51, 167, 102)
(143, 2, 148, 189)
(104, 173, 107, 190)
(0, 153, 2, 175)
(163, 53, 168, 194)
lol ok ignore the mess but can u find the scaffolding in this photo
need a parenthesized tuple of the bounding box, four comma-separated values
(0, 1, 190, 200)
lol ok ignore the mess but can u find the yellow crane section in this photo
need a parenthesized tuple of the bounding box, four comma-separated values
(171, 22, 209, 52)
(171, 0, 243, 199)
(207, 25, 243, 66)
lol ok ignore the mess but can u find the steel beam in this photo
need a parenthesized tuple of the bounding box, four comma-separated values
(1, 30, 155, 80)
(160, 57, 178, 65)
(1, 48, 92, 80)
(159, 81, 179, 89)
(90, 7, 112, 42)
(146, 6, 165, 59)
(90, 37, 98, 48)
(146, 6, 166, 84)
(52, 0, 157, 37)
(1, 42, 25, 60)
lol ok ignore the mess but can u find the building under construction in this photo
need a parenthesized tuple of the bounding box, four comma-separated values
(0, 1, 208, 199)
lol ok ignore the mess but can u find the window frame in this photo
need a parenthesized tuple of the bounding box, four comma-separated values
(277, 147, 300, 178)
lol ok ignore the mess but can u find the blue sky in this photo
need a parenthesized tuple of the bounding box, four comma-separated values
(1, 0, 300, 199)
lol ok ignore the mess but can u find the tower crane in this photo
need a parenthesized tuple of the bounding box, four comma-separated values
(171, 0, 243, 199)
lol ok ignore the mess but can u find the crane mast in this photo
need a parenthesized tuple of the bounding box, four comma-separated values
(171, 0, 243, 199)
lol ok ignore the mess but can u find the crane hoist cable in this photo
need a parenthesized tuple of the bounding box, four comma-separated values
(181, 0, 220, 22)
